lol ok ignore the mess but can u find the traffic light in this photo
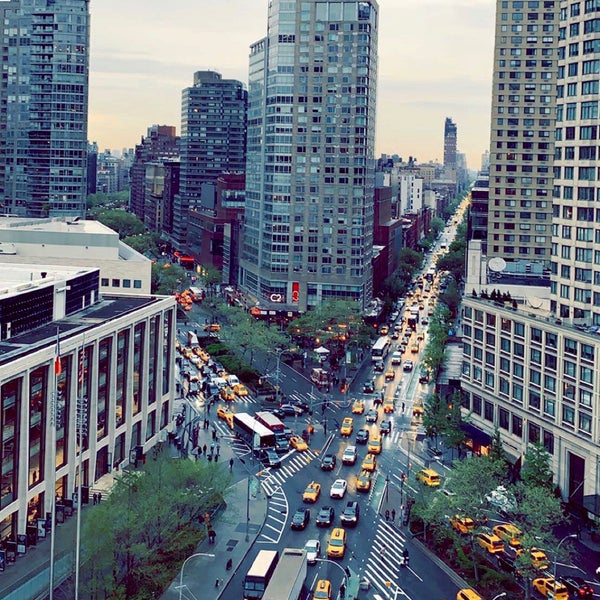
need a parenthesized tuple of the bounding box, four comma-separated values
(401, 472, 406, 482)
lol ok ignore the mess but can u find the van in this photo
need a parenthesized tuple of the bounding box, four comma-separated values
(326, 527, 346, 558)
(456, 590, 482, 600)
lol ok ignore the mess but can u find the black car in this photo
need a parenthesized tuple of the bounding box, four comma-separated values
(380, 420, 392, 435)
(320, 454, 337, 471)
(418, 370, 430, 384)
(315, 505, 335, 527)
(272, 408, 286, 419)
(363, 379, 375, 393)
(340, 501, 360, 527)
(562, 576, 594, 599)
(373, 360, 384, 372)
(274, 433, 291, 453)
(291, 507, 310, 530)
(279, 404, 303, 417)
(356, 428, 370, 444)
(292, 398, 310, 412)
(496, 551, 515, 574)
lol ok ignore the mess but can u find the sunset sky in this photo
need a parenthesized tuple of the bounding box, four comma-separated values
(89, 0, 495, 170)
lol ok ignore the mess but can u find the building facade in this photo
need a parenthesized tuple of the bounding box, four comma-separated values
(485, 0, 558, 272)
(443, 117, 457, 181)
(0, 264, 176, 548)
(171, 71, 247, 251)
(0, 0, 90, 218)
(239, 0, 379, 312)
(461, 0, 600, 514)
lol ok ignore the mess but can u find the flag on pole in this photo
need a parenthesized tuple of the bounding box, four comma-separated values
(54, 330, 62, 376)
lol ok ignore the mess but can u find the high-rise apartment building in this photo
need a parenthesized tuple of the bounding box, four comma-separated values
(171, 71, 247, 250)
(239, 0, 378, 312)
(461, 0, 600, 513)
(485, 0, 557, 272)
(0, 0, 90, 218)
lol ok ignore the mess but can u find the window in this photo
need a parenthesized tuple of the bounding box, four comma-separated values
(579, 412, 592, 434)
(101, 278, 109, 286)
(528, 422, 540, 444)
(122, 279, 131, 288)
(562, 405, 575, 425)
(112, 279, 120, 287)
(529, 390, 541, 409)
(543, 397, 555, 417)
(512, 415, 523, 437)
(484, 401, 494, 422)
(134, 280, 142, 289)
(499, 407, 509, 430)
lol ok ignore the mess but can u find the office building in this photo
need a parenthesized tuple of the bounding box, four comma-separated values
(0, 0, 90, 218)
(129, 125, 180, 223)
(171, 71, 247, 251)
(239, 0, 379, 313)
(0, 263, 175, 555)
(461, 0, 600, 515)
(485, 0, 557, 273)
(443, 117, 457, 181)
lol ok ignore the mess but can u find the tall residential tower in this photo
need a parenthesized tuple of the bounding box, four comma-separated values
(0, 0, 90, 217)
(239, 0, 379, 312)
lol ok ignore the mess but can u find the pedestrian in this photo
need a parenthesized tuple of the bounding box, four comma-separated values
(98, 492, 102, 503)
(401, 401, 405, 412)
(216, 443, 220, 456)
(379, 544, 386, 557)
(93, 492, 98, 505)
(391, 509, 396, 522)
(210, 442, 215, 453)
(385, 509, 390, 521)
(212, 428, 217, 441)
(229, 458, 234, 472)
(203, 443, 207, 455)
(215, 454, 219, 462)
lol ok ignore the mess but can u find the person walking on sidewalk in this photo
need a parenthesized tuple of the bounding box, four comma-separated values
(229, 458, 234, 472)
(391, 508, 396, 522)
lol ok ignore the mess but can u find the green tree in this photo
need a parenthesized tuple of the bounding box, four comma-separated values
(198, 264, 222, 296)
(81, 452, 231, 599)
(422, 393, 449, 449)
(152, 262, 187, 295)
(94, 209, 145, 239)
(429, 216, 445, 237)
(123, 232, 161, 257)
(488, 428, 506, 463)
(443, 394, 467, 459)
(521, 442, 554, 489)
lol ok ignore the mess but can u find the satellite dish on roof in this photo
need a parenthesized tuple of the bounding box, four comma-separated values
(488, 257, 507, 273)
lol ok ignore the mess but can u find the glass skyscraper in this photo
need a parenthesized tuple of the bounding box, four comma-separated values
(239, 0, 378, 312)
(0, 0, 90, 218)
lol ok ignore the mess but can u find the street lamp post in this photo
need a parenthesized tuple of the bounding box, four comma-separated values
(553, 533, 577, 581)
(237, 458, 252, 542)
(491, 593, 507, 600)
(178, 552, 215, 600)
(314, 558, 351, 598)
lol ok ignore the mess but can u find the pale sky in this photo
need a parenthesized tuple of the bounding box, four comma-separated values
(89, 0, 495, 170)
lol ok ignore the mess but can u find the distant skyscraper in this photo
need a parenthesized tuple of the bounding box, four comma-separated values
(172, 71, 247, 250)
(443, 117, 457, 178)
(0, 0, 90, 217)
(485, 2, 557, 272)
(239, 0, 379, 312)
(130, 125, 179, 222)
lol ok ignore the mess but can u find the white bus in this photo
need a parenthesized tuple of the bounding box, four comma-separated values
(243, 550, 280, 600)
(371, 336, 391, 362)
(233, 413, 276, 453)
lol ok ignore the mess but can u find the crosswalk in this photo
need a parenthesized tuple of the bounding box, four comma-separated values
(259, 448, 320, 496)
(257, 486, 288, 544)
(363, 520, 411, 597)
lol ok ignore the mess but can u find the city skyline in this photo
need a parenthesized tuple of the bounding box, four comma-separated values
(89, 0, 495, 169)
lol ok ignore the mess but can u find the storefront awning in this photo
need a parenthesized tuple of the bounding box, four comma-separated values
(460, 423, 492, 446)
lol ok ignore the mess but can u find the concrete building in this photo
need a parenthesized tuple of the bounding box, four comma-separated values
(0, 0, 90, 218)
(485, 0, 557, 272)
(0, 263, 175, 551)
(0, 217, 152, 296)
(239, 0, 379, 313)
(172, 71, 247, 251)
(443, 117, 458, 182)
(461, 0, 600, 516)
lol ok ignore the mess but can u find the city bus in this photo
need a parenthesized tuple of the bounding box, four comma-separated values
(233, 413, 276, 453)
(254, 411, 286, 434)
(243, 550, 280, 600)
(371, 336, 391, 362)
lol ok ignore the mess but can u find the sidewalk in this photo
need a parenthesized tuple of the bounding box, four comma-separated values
(161, 477, 268, 600)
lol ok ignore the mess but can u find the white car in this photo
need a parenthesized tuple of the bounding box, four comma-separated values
(330, 479, 348, 499)
(342, 446, 357, 465)
(403, 360, 414, 372)
(305, 539, 321, 565)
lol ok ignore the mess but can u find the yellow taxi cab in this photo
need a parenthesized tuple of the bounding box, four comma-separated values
(204, 323, 221, 332)
(416, 468, 441, 487)
(216, 405, 234, 429)
(450, 515, 475, 535)
(532, 577, 569, 600)
(384, 369, 395, 381)
(379, 325, 389, 335)
(413, 404, 424, 418)
(475, 532, 505, 555)
(456, 590, 483, 600)
(290, 435, 308, 452)
(326, 527, 347, 559)
(367, 434, 382, 455)
(303, 481, 321, 503)
(516, 547, 549, 570)
(312, 579, 332, 600)
(219, 386, 235, 401)
(411, 343, 419, 353)
(416, 332, 424, 341)
(383, 398, 395, 413)
(356, 470, 372, 492)
(233, 383, 249, 397)
(352, 399, 365, 414)
(341, 417, 354, 437)
(361, 453, 377, 472)
(492, 523, 522, 548)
